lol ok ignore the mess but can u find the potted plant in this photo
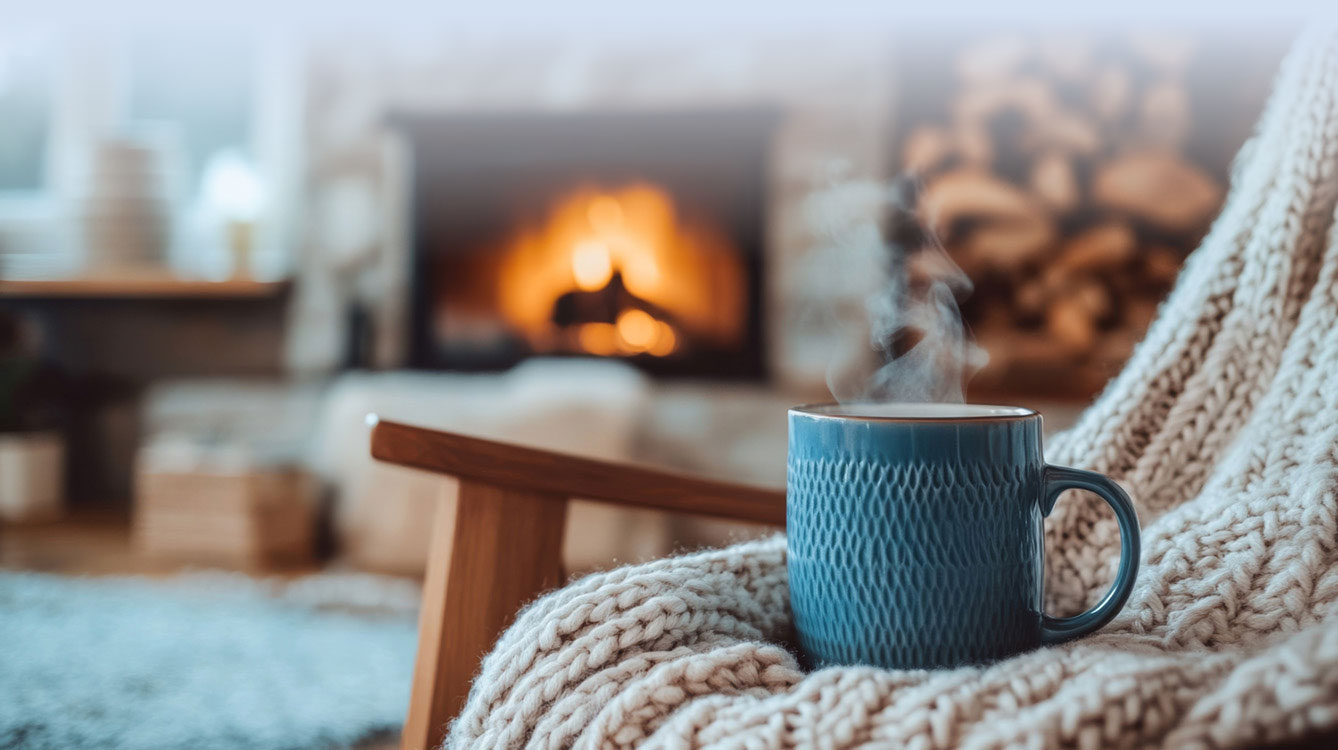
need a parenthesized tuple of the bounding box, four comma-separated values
(0, 312, 64, 522)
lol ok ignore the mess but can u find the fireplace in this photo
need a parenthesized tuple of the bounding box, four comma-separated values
(394, 109, 777, 379)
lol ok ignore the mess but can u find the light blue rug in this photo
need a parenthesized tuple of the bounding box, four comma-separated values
(0, 571, 420, 750)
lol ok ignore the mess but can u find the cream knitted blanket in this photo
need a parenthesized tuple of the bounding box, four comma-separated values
(448, 28, 1338, 750)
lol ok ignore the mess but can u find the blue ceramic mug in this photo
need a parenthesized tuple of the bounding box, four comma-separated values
(787, 403, 1139, 669)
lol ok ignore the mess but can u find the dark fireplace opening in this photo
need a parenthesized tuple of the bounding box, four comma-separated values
(394, 108, 777, 379)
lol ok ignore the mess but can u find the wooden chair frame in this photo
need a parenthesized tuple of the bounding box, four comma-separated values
(369, 418, 785, 750)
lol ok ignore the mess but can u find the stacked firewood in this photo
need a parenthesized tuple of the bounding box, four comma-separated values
(903, 35, 1225, 398)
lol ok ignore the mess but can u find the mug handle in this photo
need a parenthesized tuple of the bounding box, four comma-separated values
(1038, 465, 1140, 644)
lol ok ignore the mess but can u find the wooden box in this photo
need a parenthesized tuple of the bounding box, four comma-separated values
(135, 468, 318, 569)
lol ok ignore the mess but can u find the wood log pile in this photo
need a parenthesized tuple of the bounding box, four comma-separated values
(903, 34, 1226, 398)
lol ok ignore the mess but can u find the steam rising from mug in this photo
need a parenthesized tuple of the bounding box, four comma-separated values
(815, 173, 986, 404)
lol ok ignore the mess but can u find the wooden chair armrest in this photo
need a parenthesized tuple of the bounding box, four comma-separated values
(370, 417, 786, 525)
(368, 416, 785, 750)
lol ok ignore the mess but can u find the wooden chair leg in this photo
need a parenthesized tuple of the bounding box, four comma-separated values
(400, 480, 567, 750)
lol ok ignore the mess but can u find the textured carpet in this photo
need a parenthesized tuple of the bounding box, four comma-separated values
(0, 570, 420, 750)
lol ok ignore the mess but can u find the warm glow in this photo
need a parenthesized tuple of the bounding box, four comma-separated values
(587, 196, 624, 232)
(494, 183, 745, 357)
(648, 321, 677, 356)
(571, 240, 613, 291)
(577, 323, 619, 356)
(621, 248, 661, 296)
(616, 309, 658, 351)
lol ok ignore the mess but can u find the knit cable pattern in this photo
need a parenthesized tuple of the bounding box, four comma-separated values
(447, 27, 1338, 750)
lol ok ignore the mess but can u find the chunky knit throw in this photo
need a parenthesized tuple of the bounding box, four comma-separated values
(448, 28, 1338, 750)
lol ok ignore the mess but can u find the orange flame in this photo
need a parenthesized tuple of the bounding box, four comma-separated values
(494, 183, 745, 357)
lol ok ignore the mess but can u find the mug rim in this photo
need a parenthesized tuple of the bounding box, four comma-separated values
(791, 402, 1039, 422)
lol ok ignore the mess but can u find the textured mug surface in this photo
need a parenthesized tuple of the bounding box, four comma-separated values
(787, 403, 1140, 670)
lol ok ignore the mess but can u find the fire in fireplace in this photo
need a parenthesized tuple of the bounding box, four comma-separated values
(473, 182, 745, 360)
(395, 109, 776, 378)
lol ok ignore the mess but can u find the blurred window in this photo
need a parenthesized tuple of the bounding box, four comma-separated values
(0, 31, 294, 277)
(126, 34, 257, 200)
(0, 36, 55, 193)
